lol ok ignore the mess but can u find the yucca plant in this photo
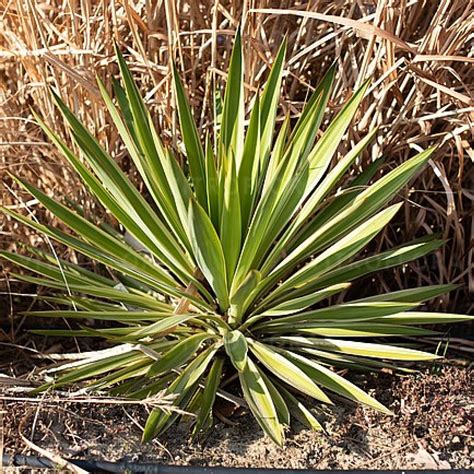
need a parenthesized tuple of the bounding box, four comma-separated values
(2, 32, 471, 445)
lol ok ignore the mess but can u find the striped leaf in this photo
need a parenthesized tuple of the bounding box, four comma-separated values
(248, 339, 331, 404)
(188, 199, 229, 310)
(239, 357, 284, 446)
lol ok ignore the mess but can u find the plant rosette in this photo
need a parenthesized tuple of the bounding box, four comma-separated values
(2, 31, 471, 446)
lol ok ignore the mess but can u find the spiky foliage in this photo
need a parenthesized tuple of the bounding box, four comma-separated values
(1, 33, 471, 445)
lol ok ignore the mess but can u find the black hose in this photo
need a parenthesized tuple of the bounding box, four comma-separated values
(2, 455, 318, 473)
(2, 455, 471, 474)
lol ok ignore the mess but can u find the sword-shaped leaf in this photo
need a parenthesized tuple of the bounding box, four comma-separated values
(247, 339, 331, 403)
(188, 199, 229, 310)
(258, 370, 290, 426)
(273, 336, 439, 361)
(142, 344, 218, 441)
(229, 270, 261, 325)
(220, 152, 242, 282)
(223, 330, 248, 372)
(238, 95, 260, 230)
(147, 333, 215, 376)
(310, 237, 445, 291)
(258, 283, 350, 317)
(239, 357, 284, 446)
(267, 203, 402, 300)
(378, 312, 474, 325)
(296, 323, 438, 338)
(266, 148, 435, 290)
(193, 356, 224, 438)
(258, 37, 287, 174)
(219, 29, 244, 167)
(172, 62, 207, 205)
(275, 381, 323, 432)
(353, 284, 458, 303)
(255, 301, 418, 331)
(284, 349, 392, 414)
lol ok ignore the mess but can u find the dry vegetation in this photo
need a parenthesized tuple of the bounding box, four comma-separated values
(2, 363, 473, 469)
(0, 1, 473, 468)
(0, 1, 473, 315)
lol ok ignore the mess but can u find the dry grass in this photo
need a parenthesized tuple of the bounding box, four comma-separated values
(0, 0, 473, 320)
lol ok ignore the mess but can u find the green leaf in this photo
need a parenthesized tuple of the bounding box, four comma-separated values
(21, 245, 114, 285)
(1, 205, 213, 310)
(30, 328, 140, 338)
(296, 156, 385, 246)
(46, 91, 193, 279)
(229, 270, 261, 326)
(282, 79, 370, 215)
(11, 175, 181, 288)
(284, 349, 393, 414)
(239, 357, 284, 446)
(188, 199, 229, 310)
(275, 381, 323, 432)
(262, 114, 290, 194)
(193, 356, 224, 438)
(159, 147, 194, 246)
(354, 284, 458, 304)
(35, 342, 172, 391)
(247, 339, 331, 403)
(124, 372, 176, 400)
(129, 314, 206, 338)
(258, 370, 290, 426)
(289, 62, 336, 161)
(172, 62, 207, 205)
(310, 237, 445, 291)
(147, 333, 214, 377)
(22, 309, 176, 323)
(259, 283, 350, 317)
(92, 359, 153, 390)
(111, 47, 190, 242)
(302, 349, 414, 373)
(378, 312, 474, 325)
(255, 301, 418, 332)
(251, 78, 367, 278)
(220, 152, 242, 282)
(295, 323, 438, 338)
(11, 275, 170, 313)
(267, 203, 403, 300)
(264, 148, 435, 294)
(219, 29, 244, 166)
(142, 344, 218, 441)
(205, 136, 220, 227)
(275, 337, 439, 361)
(0, 250, 111, 288)
(143, 383, 200, 442)
(57, 285, 173, 313)
(261, 128, 378, 275)
(223, 330, 248, 372)
(258, 37, 287, 172)
(238, 95, 260, 230)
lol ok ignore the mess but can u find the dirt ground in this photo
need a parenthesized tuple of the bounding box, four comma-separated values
(1, 360, 472, 471)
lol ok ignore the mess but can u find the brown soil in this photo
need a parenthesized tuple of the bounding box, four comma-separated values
(1, 361, 472, 471)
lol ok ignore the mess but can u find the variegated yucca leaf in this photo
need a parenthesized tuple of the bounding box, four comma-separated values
(2, 32, 471, 446)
